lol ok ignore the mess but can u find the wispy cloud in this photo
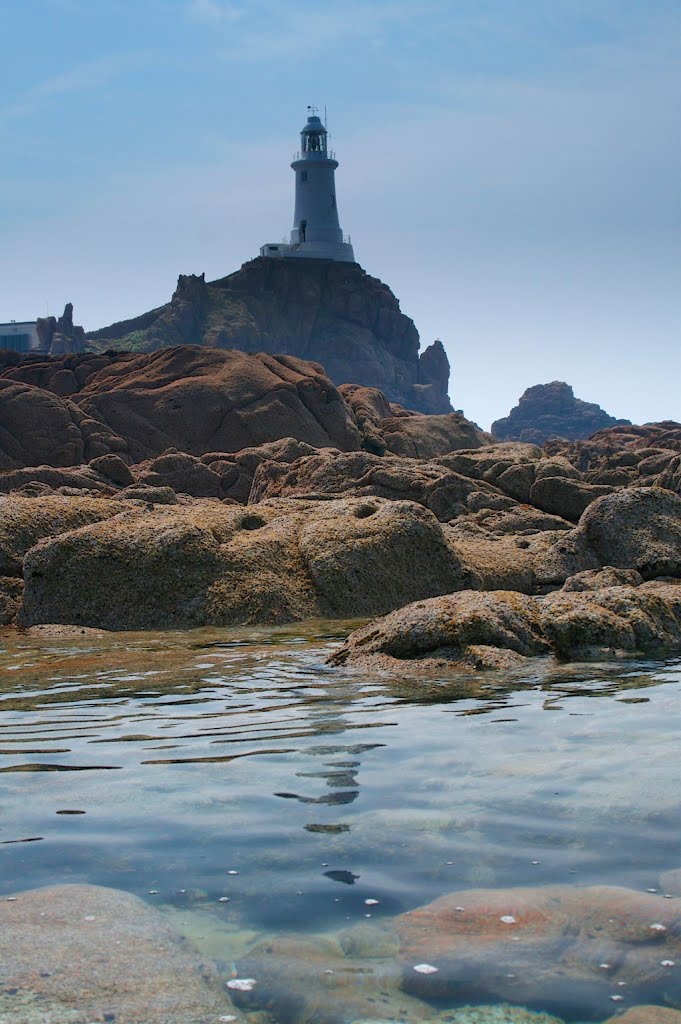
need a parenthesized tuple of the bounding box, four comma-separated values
(0, 51, 149, 121)
(188, 0, 244, 23)
(215, 0, 440, 61)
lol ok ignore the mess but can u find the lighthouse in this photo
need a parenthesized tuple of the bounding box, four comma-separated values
(260, 109, 355, 263)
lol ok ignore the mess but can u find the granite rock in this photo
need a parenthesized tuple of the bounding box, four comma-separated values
(20, 497, 469, 630)
(74, 345, 361, 463)
(492, 381, 630, 443)
(394, 883, 681, 1017)
(329, 582, 681, 673)
(0, 884, 237, 1024)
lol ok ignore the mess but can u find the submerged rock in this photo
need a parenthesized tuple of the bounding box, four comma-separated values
(604, 1009, 681, 1024)
(0, 884, 238, 1024)
(393, 883, 681, 1017)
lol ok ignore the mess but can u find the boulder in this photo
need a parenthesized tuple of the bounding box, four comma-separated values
(76, 345, 362, 462)
(491, 381, 630, 443)
(604, 1010, 681, 1024)
(89, 452, 134, 486)
(529, 475, 614, 522)
(561, 566, 644, 591)
(0, 495, 129, 577)
(202, 436, 323, 502)
(0, 380, 128, 471)
(118, 484, 180, 504)
(135, 450, 224, 497)
(329, 590, 550, 673)
(575, 487, 681, 578)
(393, 883, 681, 1016)
(20, 497, 469, 630)
(329, 582, 681, 672)
(0, 884, 237, 1024)
(540, 581, 681, 656)
(0, 465, 112, 495)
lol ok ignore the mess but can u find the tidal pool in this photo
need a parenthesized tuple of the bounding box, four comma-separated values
(0, 621, 679, 1023)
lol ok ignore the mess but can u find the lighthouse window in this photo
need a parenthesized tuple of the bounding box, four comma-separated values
(330, 194, 336, 207)
(301, 171, 308, 182)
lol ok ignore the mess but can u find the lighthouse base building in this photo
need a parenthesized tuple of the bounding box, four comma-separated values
(261, 111, 355, 264)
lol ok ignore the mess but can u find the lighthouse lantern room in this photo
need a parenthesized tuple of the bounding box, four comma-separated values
(260, 109, 355, 263)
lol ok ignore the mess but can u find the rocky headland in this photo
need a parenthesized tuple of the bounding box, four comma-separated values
(85, 257, 453, 414)
(492, 380, 631, 444)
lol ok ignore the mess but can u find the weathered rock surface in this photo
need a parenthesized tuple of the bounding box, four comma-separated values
(545, 421, 681, 489)
(86, 258, 453, 413)
(0, 576, 23, 625)
(492, 380, 630, 443)
(576, 487, 681, 578)
(76, 346, 362, 462)
(529, 474, 614, 522)
(0, 884, 237, 1024)
(329, 582, 681, 672)
(560, 566, 644, 591)
(0, 380, 128, 470)
(0, 495, 129, 577)
(250, 449, 504, 521)
(20, 497, 469, 630)
(604, 1010, 681, 1024)
(341, 383, 491, 457)
(393, 883, 681, 1016)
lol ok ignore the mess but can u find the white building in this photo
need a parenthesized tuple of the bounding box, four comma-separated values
(0, 321, 43, 353)
(261, 109, 355, 263)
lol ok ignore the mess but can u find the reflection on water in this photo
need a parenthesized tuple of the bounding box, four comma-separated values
(0, 622, 680, 1021)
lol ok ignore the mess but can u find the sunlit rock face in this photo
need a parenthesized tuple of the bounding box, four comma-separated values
(492, 380, 630, 444)
(85, 257, 453, 414)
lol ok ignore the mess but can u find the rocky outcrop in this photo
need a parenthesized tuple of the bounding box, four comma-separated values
(0, 885, 237, 1023)
(36, 302, 86, 355)
(0, 495, 129, 577)
(545, 421, 681, 491)
(341, 383, 491, 457)
(249, 449, 504, 521)
(329, 581, 681, 672)
(86, 258, 453, 413)
(75, 346, 362, 462)
(20, 497, 469, 630)
(0, 379, 129, 470)
(492, 381, 630, 443)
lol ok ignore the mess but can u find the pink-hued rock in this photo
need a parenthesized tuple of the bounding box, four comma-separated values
(0, 884, 238, 1024)
(394, 884, 681, 1014)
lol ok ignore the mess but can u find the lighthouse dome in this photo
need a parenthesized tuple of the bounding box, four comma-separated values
(301, 114, 326, 134)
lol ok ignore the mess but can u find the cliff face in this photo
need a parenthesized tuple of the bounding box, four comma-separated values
(87, 258, 452, 414)
(492, 381, 631, 444)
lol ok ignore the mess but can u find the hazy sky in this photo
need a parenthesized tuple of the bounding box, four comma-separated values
(1, 0, 679, 429)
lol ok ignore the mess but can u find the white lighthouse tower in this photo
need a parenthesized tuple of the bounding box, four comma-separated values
(260, 109, 355, 263)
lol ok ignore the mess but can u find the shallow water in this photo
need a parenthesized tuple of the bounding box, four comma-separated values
(0, 621, 679, 1022)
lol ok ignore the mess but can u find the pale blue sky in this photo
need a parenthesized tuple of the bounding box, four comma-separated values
(1, 0, 679, 428)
